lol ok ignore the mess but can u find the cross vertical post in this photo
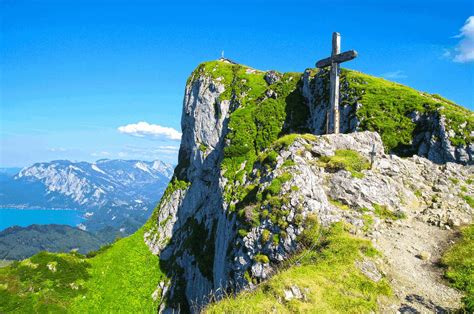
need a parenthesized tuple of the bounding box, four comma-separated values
(330, 32, 341, 134)
(316, 32, 358, 135)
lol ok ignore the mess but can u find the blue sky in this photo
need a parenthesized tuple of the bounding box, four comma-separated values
(1, 0, 473, 167)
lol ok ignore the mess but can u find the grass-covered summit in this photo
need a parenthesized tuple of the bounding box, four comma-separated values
(189, 59, 472, 167)
(339, 69, 473, 152)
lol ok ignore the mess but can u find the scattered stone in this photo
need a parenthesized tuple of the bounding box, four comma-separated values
(47, 262, 57, 272)
(251, 262, 272, 279)
(264, 70, 281, 85)
(356, 259, 382, 282)
(416, 251, 431, 261)
(265, 89, 278, 99)
(283, 285, 305, 301)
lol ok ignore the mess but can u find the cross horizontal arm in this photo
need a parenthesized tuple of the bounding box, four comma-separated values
(316, 50, 358, 68)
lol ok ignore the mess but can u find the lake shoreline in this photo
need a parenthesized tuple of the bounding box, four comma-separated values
(0, 208, 86, 231)
(0, 206, 82, 211)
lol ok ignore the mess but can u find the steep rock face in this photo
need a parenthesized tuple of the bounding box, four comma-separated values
(145, 60, 474, 312)
(302, 69, 474, 164)
(145, 67, 234, 311)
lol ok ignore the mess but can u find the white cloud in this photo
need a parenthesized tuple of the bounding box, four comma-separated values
(124, 145, 180, 154)
(118, 122, 182, 141)
(91, 151, 111, 157)
(157, 145, 180, 150)
(453, 16, 474, 63)
(381, 70, 407, 80)
(48, 147, 68, 152)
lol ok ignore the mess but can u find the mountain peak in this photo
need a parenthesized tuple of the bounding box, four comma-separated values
(143, 60, 473, 311)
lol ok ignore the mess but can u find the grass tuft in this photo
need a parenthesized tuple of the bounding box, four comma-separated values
(319, 149, 370, 178)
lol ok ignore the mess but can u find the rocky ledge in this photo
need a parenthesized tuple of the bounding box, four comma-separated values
(147, 130, 473, 312)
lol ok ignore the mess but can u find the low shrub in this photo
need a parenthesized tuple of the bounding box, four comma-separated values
(319, 149, 370, 178)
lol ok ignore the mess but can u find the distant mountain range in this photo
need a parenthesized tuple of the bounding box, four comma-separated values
(0, 159, 173, 235)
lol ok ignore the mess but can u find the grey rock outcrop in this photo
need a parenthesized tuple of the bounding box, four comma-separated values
(301, 69, 473, 164)
(144, 61, 473, 312)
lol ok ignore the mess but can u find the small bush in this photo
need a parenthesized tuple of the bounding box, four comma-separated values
(294, 214, 304, 226)
(254, 254, 270, 264)
(238, 229, 249, 238)
(261, 230, 271, 243)
(273, 134, 299, 150)
(362, 214, 374, 232)
(329, 198, 350, 210)
(282, 159, 296, 168)
(450, 177, 460, 185)
(298, 215, 320, 247)
(86, 243, 113, 258)
(265, 180, 283, 197)
(199, 143, 208, 153)
(319, 149, 370, 178)
(272, 234, 280, 245)
(263, 151, 278, 166)
(462, 195, 474, 208)
(373, 204, 406, 220)
(263, 173, 293, 198)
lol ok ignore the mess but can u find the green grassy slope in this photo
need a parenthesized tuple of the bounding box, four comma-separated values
(342, 70, 473, 152)
(0, 228, 163, 313)
(205, 223, 392, 313)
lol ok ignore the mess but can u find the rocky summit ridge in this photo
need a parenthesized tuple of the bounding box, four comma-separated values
(1, 59, 472, 313)
(144, 60, 473, 312)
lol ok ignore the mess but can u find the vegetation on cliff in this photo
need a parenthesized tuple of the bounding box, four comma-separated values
(205, 222, 392, 313)
(341, 70, 473, 153)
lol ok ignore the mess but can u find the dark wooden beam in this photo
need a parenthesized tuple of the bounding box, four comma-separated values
(316, 50, 358, 68)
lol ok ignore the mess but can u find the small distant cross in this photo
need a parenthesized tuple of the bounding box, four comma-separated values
(369, 144, 376, 168)
(221, 50, 225, 59)
(316, 32, 358, 134)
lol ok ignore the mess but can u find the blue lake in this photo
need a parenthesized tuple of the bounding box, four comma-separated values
(0, 208, 85, 231)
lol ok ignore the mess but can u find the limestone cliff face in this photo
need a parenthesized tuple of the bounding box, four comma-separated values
(145, 64, 235, 311)
(144, 60, 474, 312)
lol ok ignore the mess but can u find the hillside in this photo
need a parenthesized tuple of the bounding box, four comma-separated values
(1, 59, 472, 313)
(0, 228, 164, 312)
(0, 224, 104, 260)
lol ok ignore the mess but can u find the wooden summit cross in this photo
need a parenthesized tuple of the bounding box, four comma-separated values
(316, 32, 357, 134)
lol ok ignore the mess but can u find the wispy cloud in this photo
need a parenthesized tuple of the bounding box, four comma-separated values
(48, 147, 69, 152)
(381, 70, 407, 80)
(452, 16, 474, 63)
(124, 145, 180, 156)
(91, 151, 111, 157)
(118, 122, 182, 141)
